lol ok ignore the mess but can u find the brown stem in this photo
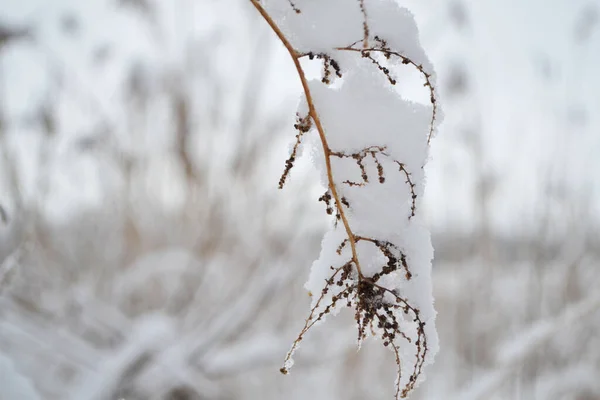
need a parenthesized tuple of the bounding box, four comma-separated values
(250, 0, 364, 278)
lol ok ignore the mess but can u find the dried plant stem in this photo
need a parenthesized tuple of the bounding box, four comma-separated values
(250, 0, 365, 278)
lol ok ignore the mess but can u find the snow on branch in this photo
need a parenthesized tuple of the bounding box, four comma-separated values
(250, 0, 441, 398)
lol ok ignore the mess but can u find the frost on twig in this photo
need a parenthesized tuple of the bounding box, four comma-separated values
(251, 0, 441, 398)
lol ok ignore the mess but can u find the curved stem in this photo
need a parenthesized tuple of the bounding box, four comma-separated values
(250, 0, 364, 277)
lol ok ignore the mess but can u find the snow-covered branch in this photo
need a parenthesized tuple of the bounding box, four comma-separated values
(251, 0, 441, 398)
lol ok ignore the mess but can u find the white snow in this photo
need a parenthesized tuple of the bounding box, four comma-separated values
(0, 353, 41, 400)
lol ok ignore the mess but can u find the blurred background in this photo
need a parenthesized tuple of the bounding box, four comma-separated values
(0, 0, 599, 399)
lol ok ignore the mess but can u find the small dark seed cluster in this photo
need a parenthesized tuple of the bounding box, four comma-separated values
(319, 190, 351, 221)
(356, 281, 406, 346)
(363, 237, 412, 281)
(279, 113, 312, 189)
(287, 0, 301, 13)
(341, 196, 350, 208)
(319, 190, 334, 215)
(305, 52, 342, 84)
(294, 113, 312, 134)
(362, 57, 397, 86)
(358, 0, 370, 49)
(394, 161, 417, 218)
